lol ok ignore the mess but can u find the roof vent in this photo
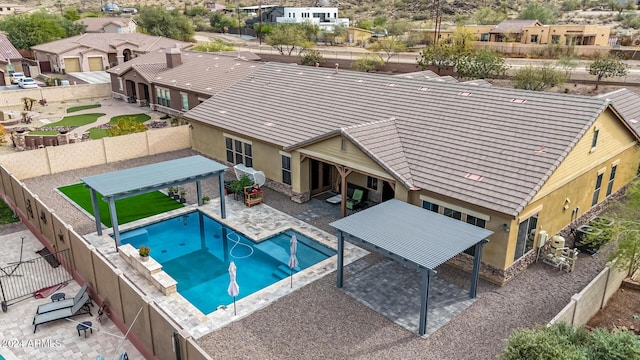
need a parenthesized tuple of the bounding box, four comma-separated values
(264, 122, 274, 126)
(355, 79, 365, 83)
(418, 87, 431, 91)
(325, 75, 333, 79)
(387, 83, 398, 87)
(205, 87, 212, 90)
(630, 119, 638, 124)
(297, 72, 304, 75)
(534, 145, 545, 153)
(458, 92, 472, 97)
(465, 173, 484, 181)
(511, 98, 527, 103)
(219, 110, 227, 114)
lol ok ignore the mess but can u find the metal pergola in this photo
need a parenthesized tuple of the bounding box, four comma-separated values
(81, 155, 228, 249)
(330, 199, 492, 336)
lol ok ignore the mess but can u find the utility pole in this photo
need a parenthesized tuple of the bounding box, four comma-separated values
(237, 1, 241, 37)
(258, 1, 262, 45)
(433, 0, 441, 44)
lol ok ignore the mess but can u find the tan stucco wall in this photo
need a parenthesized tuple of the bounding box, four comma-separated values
(0, 83, 111, 108)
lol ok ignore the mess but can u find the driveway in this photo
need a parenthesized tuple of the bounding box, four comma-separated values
(68, 71, 110, 84)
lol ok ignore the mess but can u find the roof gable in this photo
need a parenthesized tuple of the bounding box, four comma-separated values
(184, 62, 609, 216)
(598, 88, 640, 137)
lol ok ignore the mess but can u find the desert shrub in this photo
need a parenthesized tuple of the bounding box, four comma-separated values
(300, 49, 323, 66)
(351, 55, 384, 72)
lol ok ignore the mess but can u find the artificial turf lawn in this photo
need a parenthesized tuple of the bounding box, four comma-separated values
(58, 183, 184, 227)
(44, 113, 105, 127)
(66, 104, 101, 113)
(89, 113, 151, 140)
(0, 200, 19, 225)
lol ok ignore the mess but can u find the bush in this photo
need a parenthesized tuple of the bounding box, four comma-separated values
(351, 55, 384, 72)
(300, 49, 323, 66)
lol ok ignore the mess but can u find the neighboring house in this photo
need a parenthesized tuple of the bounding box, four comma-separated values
(248, 6, 349, 32)
(107, 47, 262, 113)
(489, 19, 542, 43)
(183, 63, 640, 285)
(0, 33, 23, 85)
(30, 33, 190, 74)
(345, 27, 372, 46)
(0, 3, 29, 16)
(206, 2, 227, 12)
(79, 17, 137, 34)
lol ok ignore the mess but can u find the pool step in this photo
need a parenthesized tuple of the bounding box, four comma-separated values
(254, 241, 290, 264)
(272, 264, 298, 280)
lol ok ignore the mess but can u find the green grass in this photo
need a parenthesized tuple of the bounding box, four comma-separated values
(28, 130, 60, 135)
(0, 199, 19, 225)
(109, 113, 151, 124)
(44, 113, 104, 127)
(66, 104, 101, 113)
(88, 128, 109, 139)
(58, 183, 184, 227)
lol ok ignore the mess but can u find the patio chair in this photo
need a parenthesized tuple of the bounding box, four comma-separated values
(346, 189, 364, 210)
(33, 292, 92, 333)
(36, 283, 88, 315)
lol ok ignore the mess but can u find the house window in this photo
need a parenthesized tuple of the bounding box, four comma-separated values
(530, 35, 538, 43)
(592, 172, 604, 206)
(118, 78, 123, 91)
(181, 93, 189, 111)
(225, 137, 253, 167)
(466, 215, 486, 229)
(281, 155, 291, 185)
(366, 176, 378, 190)
(422, 201, 439, 213)
(443, 207, 462, 220)
(606, 165, 617, 197)
(156, 87, 170, 107)
(480, 34, 489, 41)
(551, 35, 560, 44)
(591, 128, 599, 150)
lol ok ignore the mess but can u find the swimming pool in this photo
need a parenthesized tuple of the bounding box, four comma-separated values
(120, 211, 335, 314)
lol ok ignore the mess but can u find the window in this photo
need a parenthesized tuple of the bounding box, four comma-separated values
(514, 214, 538, 261)
(606, 165, 617, 197)
(366, 176, 378, 190)
(530, 35, 538, 43)
(181, 93, 189, 111)
(551, 35, 560, 44)
(480, 34, 489, 41)
(466, 215, 486, 229)
(156, 87, 170, 107)
(592, 172, 604, 206)
(225, 137, 252, 167)
(443, 207, 462, 220)
(118, 78, 123, 91)
(281, 155, 291, 185)
(591, 128, 599, 150)
(422, 201, 439, 213)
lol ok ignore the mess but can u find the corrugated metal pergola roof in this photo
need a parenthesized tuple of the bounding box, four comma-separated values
(330, 199, 493, 270)
(81, 155, 227, 197)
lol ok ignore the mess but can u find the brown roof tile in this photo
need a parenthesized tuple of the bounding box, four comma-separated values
(599, 88, 640, 137)
(0, 33, 21, 61)
(31, 33, 189, 55)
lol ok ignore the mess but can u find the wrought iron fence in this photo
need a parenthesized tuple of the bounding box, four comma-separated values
(0, 247, 73, 312)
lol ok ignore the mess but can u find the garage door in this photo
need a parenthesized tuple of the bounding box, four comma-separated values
(63, 57, 80, 73)
(88, 57, 104, 71)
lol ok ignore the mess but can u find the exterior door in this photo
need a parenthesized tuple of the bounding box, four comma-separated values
(88, 57, 104, 71)
(513, 214, 538, 262)
(63, 57, 80, 73)
(310, 159, 333, 195)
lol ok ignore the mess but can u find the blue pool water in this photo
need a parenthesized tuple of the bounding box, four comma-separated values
(120, 211, 335, 314)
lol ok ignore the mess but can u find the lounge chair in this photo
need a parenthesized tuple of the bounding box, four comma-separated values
(33, 292, 92, 333)
(36, 283, 88, 315)
(346, 189, 364, 210)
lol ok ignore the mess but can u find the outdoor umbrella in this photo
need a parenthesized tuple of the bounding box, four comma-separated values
(288, 234, 299, 288)
(227, 261, 239, 315)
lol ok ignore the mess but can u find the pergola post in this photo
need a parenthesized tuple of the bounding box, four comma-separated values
(337, 231, 344, 288)
(89, 189, 102, 236)
(335, 165, 352, 218)
(418, 268, 434, 336)
(108, 197, 120, 250)
(196, 180, 203, 206)
(470, 239, 488, 298)
(218, 172, 226, 219)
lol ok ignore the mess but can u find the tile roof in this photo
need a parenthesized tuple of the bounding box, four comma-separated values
(184, 62, 616, 216)
(393, 70, 439, 79)
(31, 33, 189, 55)
(490, 20, 541, 34)
(0, 33, 21, 61)
(108, 49, 263, 96)
(598, 88, 640, 137)
(79, 17, 133, 33)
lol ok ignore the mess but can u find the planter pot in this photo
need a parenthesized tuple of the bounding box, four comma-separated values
(173, 194, 180, 200)
(168, 192, 175, 198)
(140, 255, 149, 262)
(180, 197, 186, 204)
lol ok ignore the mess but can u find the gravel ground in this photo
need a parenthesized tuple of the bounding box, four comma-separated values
(18, 150, 610, 360)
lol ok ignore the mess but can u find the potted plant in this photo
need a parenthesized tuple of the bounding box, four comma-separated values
(138, 245, 150, 261)
(167, 186, 176, 198)
(173, 187, 181, 200)
(202, 196, 210, 204)
(179, 189, 187, 203)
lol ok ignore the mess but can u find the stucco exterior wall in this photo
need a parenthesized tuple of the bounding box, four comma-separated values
(0, 83, 111, 108)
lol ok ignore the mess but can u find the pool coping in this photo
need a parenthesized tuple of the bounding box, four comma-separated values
(83, 197, 368, 339)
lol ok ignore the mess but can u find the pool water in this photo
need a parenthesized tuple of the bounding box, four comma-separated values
(120, 211, 335, 314)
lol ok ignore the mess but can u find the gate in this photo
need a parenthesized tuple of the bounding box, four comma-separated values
(0, 244, 73, 312)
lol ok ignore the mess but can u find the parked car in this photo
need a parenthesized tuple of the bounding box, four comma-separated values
(18, 77, 38, 89)
(591, 5, 605, 11)
(10, 72, 25, 84)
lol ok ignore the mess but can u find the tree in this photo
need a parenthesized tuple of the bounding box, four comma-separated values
(589, 54, 629, 89)
(417, 41, 456, 74)
(63, 8, 80, 21)
(513, 65, 565, 91)
(209, 12, 236, 33)
(456, 48, 507, 79)
(518, 3, 558, 24)
(300, 49, 323, 66)
(136, 6, 194, 42)
(107, 117, 148, 137)
(369, 38, 407, 63)
(472, 7, 508, 25)
(351, 55, 384, 72)
(450, 28, 476, 57)
(0, 11, 79, 49)
(356, 19, 373, 31)
(502, 322, 640, 360)
(265, 24, 315, 56)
